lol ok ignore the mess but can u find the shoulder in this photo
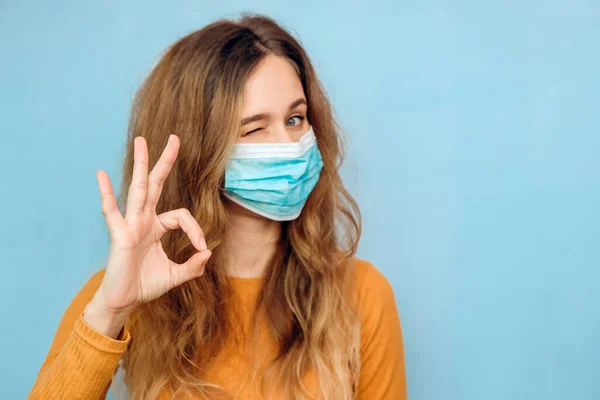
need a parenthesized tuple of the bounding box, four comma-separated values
(73, 268, 107, 308)
(350, 257, 402, 342)
(352, 257, 397, 309)
(63, 267, 107, 317)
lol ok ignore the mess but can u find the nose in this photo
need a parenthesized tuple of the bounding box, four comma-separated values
(272, 125, 299, 144)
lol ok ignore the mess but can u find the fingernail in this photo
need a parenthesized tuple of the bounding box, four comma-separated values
(199, 238, 207, 251)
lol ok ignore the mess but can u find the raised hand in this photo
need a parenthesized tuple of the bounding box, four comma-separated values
(84, 134, 211, 338)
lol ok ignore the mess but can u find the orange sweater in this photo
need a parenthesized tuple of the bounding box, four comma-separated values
(28, 258, 407, 399)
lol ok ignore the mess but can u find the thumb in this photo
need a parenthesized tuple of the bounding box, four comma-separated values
(171, 250, 212, 286)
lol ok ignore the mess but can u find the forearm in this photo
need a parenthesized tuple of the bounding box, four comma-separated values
(28, 312, 131, 399)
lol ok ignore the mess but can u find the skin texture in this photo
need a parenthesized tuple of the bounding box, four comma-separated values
(84, 54, 307, 338)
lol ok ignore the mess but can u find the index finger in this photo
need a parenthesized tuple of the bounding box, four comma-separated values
(144, 134, 180, 212)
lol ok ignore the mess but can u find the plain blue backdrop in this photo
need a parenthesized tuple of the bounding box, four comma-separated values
(1, 1, 598, 399)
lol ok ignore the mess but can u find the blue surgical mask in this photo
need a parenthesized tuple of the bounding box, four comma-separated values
(223, 126, 324, 221)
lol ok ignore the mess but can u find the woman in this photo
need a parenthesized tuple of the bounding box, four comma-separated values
(29, 13, 407, 400)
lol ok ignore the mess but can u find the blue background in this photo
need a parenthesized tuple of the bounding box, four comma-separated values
(1, 1, 598, 399)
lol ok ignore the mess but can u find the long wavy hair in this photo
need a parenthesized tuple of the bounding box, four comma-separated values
(114, 13, 362, 400)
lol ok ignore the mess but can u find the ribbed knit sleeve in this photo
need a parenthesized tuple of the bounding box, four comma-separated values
(28, 268, 131, 400)
(28, 313, 131, 399)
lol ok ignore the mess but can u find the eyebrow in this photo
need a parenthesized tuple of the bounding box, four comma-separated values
(240, 98, 307, 126)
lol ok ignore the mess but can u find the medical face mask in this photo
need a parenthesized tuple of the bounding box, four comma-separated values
(223, 126, 324, 221)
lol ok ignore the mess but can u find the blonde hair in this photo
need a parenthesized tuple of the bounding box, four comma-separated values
(115, 13, 362, 400)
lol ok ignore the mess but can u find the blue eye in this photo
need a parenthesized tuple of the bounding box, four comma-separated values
(287, 116, 305, 126)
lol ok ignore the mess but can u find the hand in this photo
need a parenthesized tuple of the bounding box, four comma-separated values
(90, 134, 211, 318)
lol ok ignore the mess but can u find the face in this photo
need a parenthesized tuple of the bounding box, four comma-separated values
(238, 54, 309, 144)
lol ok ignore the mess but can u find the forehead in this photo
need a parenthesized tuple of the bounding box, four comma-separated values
(241, 55, 305, 114)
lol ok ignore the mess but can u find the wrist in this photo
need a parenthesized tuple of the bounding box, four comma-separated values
(83, 296, 131, 339)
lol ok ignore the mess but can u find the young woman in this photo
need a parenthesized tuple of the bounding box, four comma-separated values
(29, 13, 407, 400)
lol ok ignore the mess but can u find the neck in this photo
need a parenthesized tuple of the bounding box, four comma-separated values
(223, 199, 282, 278)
